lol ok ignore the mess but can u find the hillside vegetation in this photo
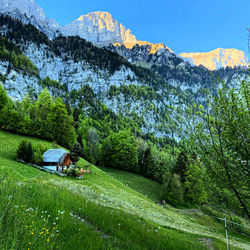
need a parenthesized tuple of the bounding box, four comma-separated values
(0, 130, 249, 249)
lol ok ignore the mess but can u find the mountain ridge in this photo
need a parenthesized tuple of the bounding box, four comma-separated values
(180, 48, 249, 71)
(0, 0, 248, 70)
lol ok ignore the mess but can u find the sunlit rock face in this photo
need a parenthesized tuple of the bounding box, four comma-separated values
(61, 11, 174, 55)
(61, 11, 137, 46)
(180, 48, 249, 70)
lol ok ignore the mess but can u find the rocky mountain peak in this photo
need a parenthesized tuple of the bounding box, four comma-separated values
(180, 48, 249, 70)
(0, 0, 60, 39)
(61, 11, 137, 46)
(0, 0, 46, 21)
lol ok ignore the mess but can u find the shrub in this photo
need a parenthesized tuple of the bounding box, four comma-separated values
(65, 166, 81, 177)
(17, 140, 29, 160)
(16, 140, 33, 163)
(31, 143, 48, 165)
(17, 141, 47, 165)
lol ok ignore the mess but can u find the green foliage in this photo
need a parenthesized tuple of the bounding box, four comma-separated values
(16, 140, 33, 163)
(25, 142, 33, 163)
(173, 151, 189, 183)
(64, 165, 81, 177)
(16, 140, 47, 165)
(40, 76, 67, 93)
(0, 35, 39, 77)
(190, 79, 250, 218)
(0, 86, 76, 149)
(0, 83, 8, 110)
(81, 128, 101, 164)
(145, 145, 174, 183)
(101, 130, 138, 171)
(162, 173, 184, 206)
(70, 142, 83, 164)
(16, 140, 29, 160)
(184, 163, 207, 204)
(31, 143, 48, 165)
(162, 151, 207, 206)
(49, 97, 76, 148)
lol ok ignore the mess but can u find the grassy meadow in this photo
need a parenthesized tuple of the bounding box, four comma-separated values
(0, 130, 249, 249)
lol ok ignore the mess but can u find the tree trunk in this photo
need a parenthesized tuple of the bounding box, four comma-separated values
(231, 186, 250, 220)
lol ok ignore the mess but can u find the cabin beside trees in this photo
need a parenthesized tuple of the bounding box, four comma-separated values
(16, 140, 91, 177)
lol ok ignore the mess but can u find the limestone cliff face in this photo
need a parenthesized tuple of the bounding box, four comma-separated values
(180, 48, 249, 70)
(61, 11, 137, 46)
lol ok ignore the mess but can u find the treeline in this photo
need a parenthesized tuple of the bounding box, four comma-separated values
(0, 35, 39, 77)
(108, 84, 163, 102)
(0, 85, 76, 148)
(152, 63, 248, 95)
(162, 151, 207, 206)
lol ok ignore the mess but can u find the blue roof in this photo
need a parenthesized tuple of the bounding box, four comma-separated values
(43, 149, 68, 163)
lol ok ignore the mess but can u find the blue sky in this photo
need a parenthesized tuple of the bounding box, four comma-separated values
(36, 0, 250, 55)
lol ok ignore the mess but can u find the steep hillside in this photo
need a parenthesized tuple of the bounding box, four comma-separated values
(0, 130, 250, 249)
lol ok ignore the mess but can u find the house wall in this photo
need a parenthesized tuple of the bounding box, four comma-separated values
(62, 154, 72, 167)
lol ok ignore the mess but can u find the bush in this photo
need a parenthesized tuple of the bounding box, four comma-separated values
(17, 140, 29, 160)
(31, 143, 48, 165)
(17, 141, 47, 165)
(17, 141, 33, 163)
(64, 166, 82, 177)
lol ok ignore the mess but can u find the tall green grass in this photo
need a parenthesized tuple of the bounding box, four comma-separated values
(0, 177, 204, 250)
(0, 130, 249, 249)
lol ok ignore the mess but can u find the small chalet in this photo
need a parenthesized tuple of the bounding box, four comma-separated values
(43, 149, 72, 171)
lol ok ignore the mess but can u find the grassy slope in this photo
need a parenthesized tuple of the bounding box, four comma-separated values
(0, 130, 249, 249)
(99, 166, 162, 202)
